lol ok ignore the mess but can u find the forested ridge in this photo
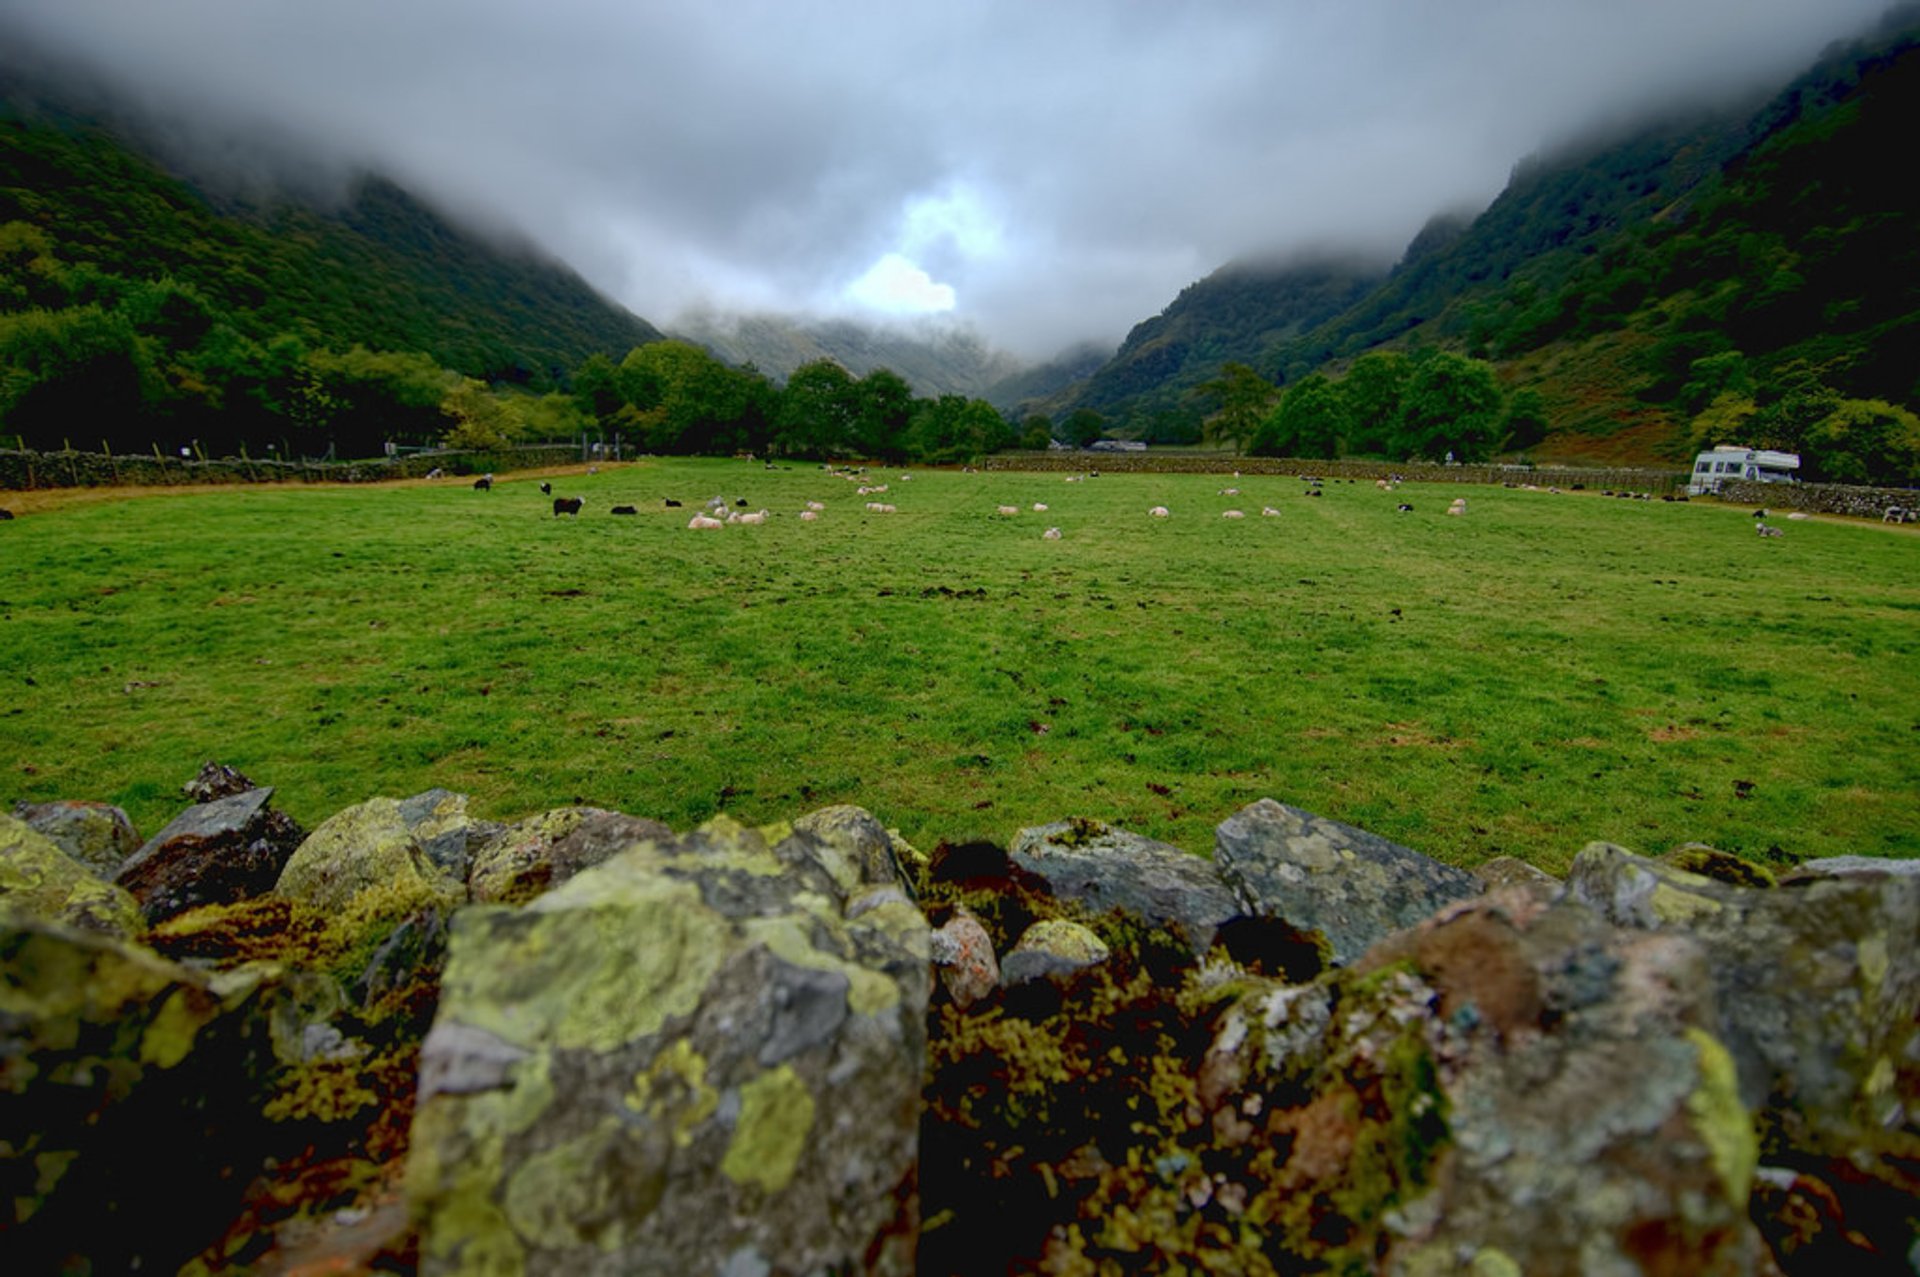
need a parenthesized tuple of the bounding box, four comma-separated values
(1037, 5, 1920, 482)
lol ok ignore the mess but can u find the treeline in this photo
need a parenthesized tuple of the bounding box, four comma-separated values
(0, 219, 1027, 463)
(1147, 348, 1917, 483)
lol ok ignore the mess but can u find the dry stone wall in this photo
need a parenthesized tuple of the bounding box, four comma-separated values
(985, 450, 1687, 492)
(0, 445, 580, 491)
(1720, 476, 1920, 519)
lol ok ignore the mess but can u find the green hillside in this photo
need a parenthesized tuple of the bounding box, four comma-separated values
(0, 82, 661, 455)
(1047, 6, 1920, 474)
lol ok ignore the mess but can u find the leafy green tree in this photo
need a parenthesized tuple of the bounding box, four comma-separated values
(853, 369, 915, 461)
(304, 345, 454, 456)
(1194, 362, 1275, 454)
(1680, 351, 1753, 418)
(1253, 373, 1345, 458)
(612, 340, 771, 455)
(775, 359, 859, 458)
(1337, 351, 1411, 455)
(0, 221, 68, 312)
(0, 305, 155, 449)
(1019, 415, 1054, 450)
(1396, 353, 1504, 461)
(571, 352, 623, 429)
(1500, 387, 1551, 452)
(1064, 408, 1106, 449)
(909, 395, 1009, 463)
(1803, 399, 1920, 486)
(441, 377, 525, 450)
(1688, 392, 1759, 452)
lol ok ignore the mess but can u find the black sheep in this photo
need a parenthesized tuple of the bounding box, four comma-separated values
(553, 497, 584, 517)
(664, 498, 683, 508)
(540, 481, 552, 495)
(473, 476, 492, 491)
(610, 505, 638, 516)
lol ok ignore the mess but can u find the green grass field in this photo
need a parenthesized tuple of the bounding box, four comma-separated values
(3, 458, 1916, 871)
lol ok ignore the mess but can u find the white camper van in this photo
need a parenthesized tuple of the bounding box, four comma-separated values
(1687, 445, 1800, 496)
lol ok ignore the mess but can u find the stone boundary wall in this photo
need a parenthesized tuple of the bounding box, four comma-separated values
(1718, 477, 1920, 519)
(0, 445, 580, 492)
(983, 451, 1687, 492)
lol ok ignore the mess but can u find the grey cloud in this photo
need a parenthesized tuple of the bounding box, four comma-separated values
(0, 0, 1892, 358)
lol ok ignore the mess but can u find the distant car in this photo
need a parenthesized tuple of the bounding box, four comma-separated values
(1687, 445, 1800, 496)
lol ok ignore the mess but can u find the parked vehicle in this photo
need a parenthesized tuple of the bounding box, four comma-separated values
(1687, 446, 1800, 496)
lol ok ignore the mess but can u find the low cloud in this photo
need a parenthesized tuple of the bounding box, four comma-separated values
(0, 0, 1891, 358)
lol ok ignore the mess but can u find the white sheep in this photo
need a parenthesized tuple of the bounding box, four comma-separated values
(806, 500, 826, 511)
(1149, 506, 1170, 518)
(687, 514, 724, 530)
(1032, 502, 1049, 512)
(866, 502, 896, 513)
(1218, 487, 1240, 496)
(997, 505, 1020, 516)
(798, 510, 819, 522)
(737, 509, 769, 525)
(1445, 506, 1464, 517)
(1262, 506, 1281, 517)
(1042, 527, 1062, 540)
(1222, 509, 1245, 519)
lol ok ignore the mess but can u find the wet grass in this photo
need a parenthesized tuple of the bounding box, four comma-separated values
(3, 458, 1916, 869)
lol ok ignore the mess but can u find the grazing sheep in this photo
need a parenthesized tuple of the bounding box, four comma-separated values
(553, 496, 584, 517)
(1445, 506, 1464, 517)
(866, 502, 896, 513)
(997, 505, 1020, 516)
(1756, 522, 1784, 537)
(688, 514, 724, 530)
(665, 498, 683, 507)
(1218, 487, 1240, 496)
(610, 505, 638, 516)
(806, 500, 826, 511)
(735, 498, 749, 508)
(1032, 502, 1048, 512)
(1304, 489, 1322, 498)
(1262, 506, 1281, 517)
(1751, 509, 1769, 519)
(0, 508, 14, 520)
(737, 509, 769, 525)
(540, 481, 552, 495)
(1148, 506, 1170, 518)
(473, 475, 493, 491)
(1042, 527, 1062, 540)
(1787, 511, 1810, 521)
(1396, 503, 1414, 513)
(799, 510, 819, 522)
(1884, 506, 1915, 524)
(1222, 509, 1245, 519)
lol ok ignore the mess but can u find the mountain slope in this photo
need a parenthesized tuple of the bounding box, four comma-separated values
(673, 311, 1024, 402)
(0, 84, 660, 386)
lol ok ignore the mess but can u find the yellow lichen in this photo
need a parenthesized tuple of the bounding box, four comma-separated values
(721, 1065, 815, 1194)
(1684, 1026, 1757, 1205)
(138, 986, 207, 1068)
(626, 1038, 719, 1148)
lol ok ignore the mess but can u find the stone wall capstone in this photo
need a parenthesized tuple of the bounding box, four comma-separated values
(0, 445, 581, 492)
(983, 450, 1686, 492)
(1718, 477, 1920, 519)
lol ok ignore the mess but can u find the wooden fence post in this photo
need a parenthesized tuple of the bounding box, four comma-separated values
(103, 440, 119, 485)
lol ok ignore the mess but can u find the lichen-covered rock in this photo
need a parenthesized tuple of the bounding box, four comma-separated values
(1472, 854, 1560, 898)
(467, 807, 668, 905)
(794, 803, 915, 898)
(1001, 918, 1110, 987)
(1663, 843, 1778, 888)
(1567, 840, 1920, 1234)
(407, 814, 931, 1275)
(0, 812, 142, 935)
(0, 914, 326, 1273)
(1010, 818, 1242, 955)
(11, 799, 141, 879)
(1213, 798, 1482, 965)
(931, 907, 1000, 1007)
(276, 793, 472, 922)
(114, 785, 306, 924)
(1780, 855, 1920, 883)
(183, 759, 262, 803)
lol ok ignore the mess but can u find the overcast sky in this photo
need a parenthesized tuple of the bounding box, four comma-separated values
(0, 0, 1893, 358)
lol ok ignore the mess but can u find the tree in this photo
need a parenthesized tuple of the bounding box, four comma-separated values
(611, 340, 771, 455)
(1396, 353, 1504, 461)
(908, 395, 1008, 463)
(775, 359, 859, 458)
(1339, 351, 1411, 455)
(1252, 373, 1346, 458)
(1063, 408, 1105, 450)
(1500, 387, 1551, 452)
(1804, 399, 1920, 486)
(854, 369, 915, 461)
(441, 377, 525, 450)
(1019, 415, 1054, 450)
(1194, 362, 1275, 455)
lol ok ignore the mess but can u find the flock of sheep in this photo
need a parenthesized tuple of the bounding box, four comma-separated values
(454, 463, 1825, 545)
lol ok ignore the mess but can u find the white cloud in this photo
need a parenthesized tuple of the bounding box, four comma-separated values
(844, 253, 957, 315)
